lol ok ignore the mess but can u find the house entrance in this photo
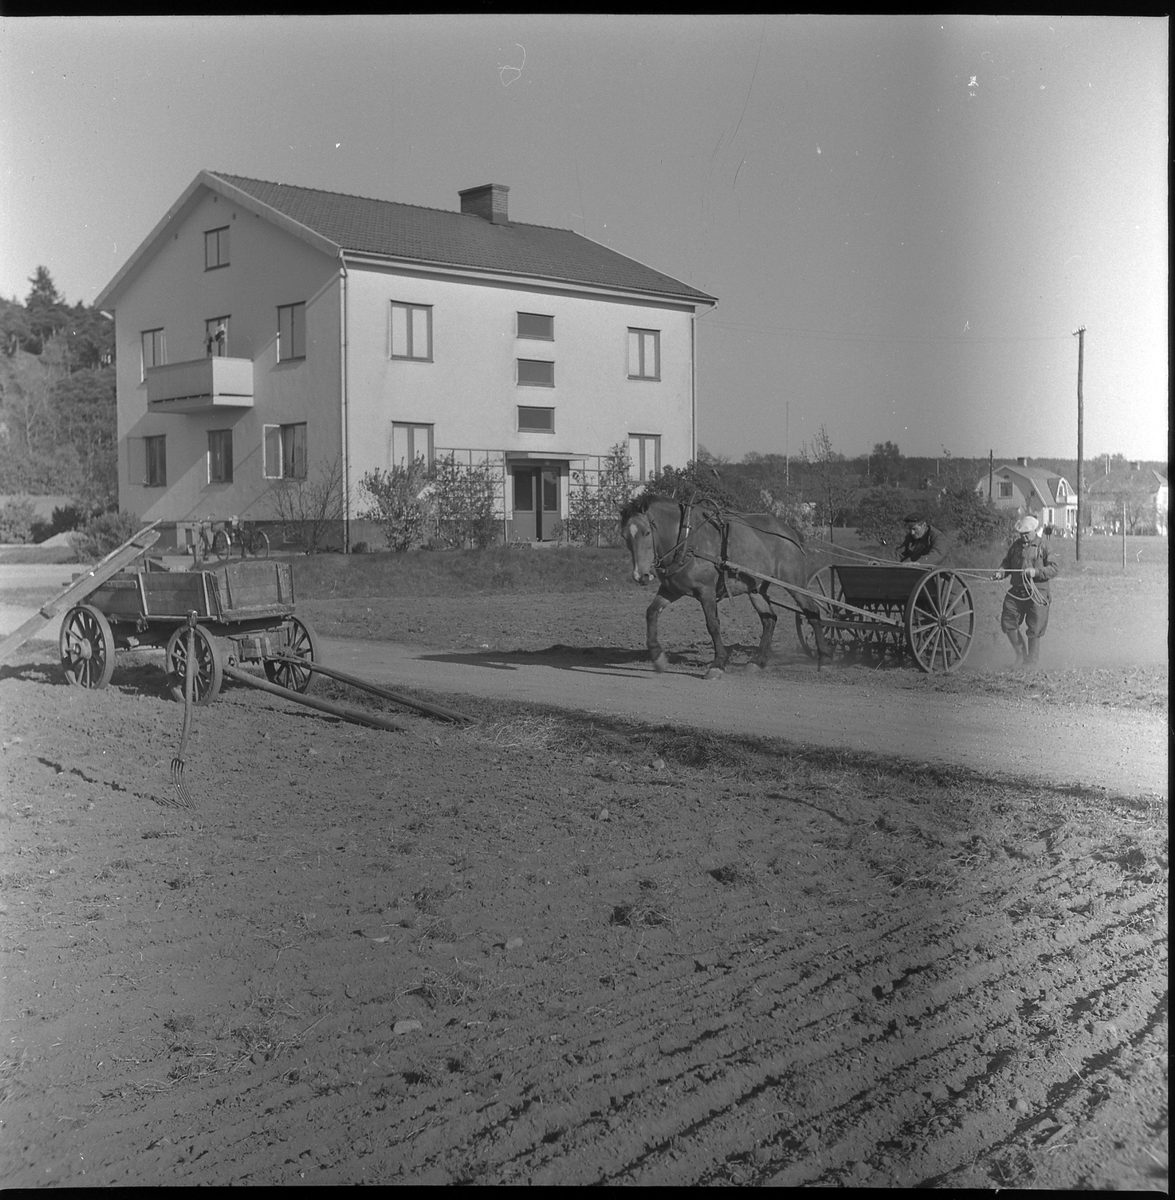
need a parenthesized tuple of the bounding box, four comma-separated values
(511, 465, 560, 541)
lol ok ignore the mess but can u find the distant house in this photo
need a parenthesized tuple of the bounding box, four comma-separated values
(1086, 463, 1168, 536)
(975, 458, 1077, 535)
(95, 170, 717, 550)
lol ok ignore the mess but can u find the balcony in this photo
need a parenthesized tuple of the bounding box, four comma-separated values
(146, 357, 253, 413)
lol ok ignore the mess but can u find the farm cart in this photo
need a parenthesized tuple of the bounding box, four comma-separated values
(59, 558, 319, 704)
(791, 564, 976, 674)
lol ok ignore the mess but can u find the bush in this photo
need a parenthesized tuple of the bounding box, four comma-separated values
(0, 498, 36, 544)
(853, 487, 909, 547)
(429, 454, 501, 550)
(566, 443, 634, 547)
(266, 456, 345, 553)
(648, 460, 744, 510)
(357, 462, 430, 551)
(933, 487, 1009, 545)
(70, 509, 140, 559)
(30, 503, 85, 544)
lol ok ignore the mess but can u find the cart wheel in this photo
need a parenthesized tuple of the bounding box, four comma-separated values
(264, 617, 319, 693)
(794, 566, 849, 660)
(60, 604, 116, 690)
(906, 569, 976, 674)
(212, 529, 231, 561)
(249, 530, 270, 559)
(165, 624, 224, 704)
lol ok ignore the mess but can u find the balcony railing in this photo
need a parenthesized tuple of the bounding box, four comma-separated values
(146, 357, 253, 413)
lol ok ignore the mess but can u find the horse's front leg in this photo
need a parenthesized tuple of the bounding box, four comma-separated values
(646, 587, 674, 673)
(700, 591, 728, 680)
(806, 610, 832, 671)
(748, 591, 777, 670)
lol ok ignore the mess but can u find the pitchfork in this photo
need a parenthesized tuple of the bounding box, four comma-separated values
(169, 611, 198, 808)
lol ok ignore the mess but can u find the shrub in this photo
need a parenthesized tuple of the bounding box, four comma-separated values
(566, 443, 634, 547)
(648, 460, 744, 511)
(853, 487, 909, 547)
(266, 456, 344, 553)
(428, 454, 501, 550)
(933, 487, 1009, 545)
(0, 498, 36, 544)
(357, 461, 430, 551)
(70, 509, 140, 559)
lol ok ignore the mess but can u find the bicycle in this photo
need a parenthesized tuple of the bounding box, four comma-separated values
(193, 517, 269, 562)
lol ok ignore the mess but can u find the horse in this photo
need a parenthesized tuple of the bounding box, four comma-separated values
(619, 494, 831, 680)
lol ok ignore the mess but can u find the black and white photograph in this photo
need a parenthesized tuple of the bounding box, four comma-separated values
(0, 14, 1167, 1187)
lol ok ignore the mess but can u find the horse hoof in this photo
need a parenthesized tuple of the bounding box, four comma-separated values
(704, 667, 725, 681)
(651, 653, 670, 673)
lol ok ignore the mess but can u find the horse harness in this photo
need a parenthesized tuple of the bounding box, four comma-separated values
(647, 500, 805, 600)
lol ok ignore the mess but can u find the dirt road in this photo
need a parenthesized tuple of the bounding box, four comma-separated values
(317, 636, 1166, 800)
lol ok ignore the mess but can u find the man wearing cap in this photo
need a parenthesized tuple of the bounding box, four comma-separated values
(896, 513, 952, 566)
(992, 514, 1058, 667)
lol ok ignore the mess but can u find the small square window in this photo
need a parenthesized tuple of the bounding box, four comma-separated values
(517, 359, 554, 387)
(517, 312, 554, 340)
(390, 422, 433, 468)
(518, 406, 555, 433)
(628, 328, 660, 380)
(204, 226, 230, 270)
(998, 481, 1013, 499)
(278, 303, 306, 361)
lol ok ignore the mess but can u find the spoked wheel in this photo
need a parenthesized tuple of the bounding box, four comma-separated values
(794, 566, 851, 660)
(60, 604, 116, 689)
(248, 530, 270, 558)
(264, 617, 319, 693)
(165, 624, 224, 704)
(212, 529, 231, 561)
(906, 569, 976, 673)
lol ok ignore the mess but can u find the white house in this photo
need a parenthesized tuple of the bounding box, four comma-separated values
(975, 458, 1077, 535)
(95, 170, 717, 550)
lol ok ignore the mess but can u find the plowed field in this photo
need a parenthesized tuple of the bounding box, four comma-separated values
(0, 578, 1167, 1189)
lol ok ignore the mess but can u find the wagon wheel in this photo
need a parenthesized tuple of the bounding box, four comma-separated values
(794, 567, 850, 660)
(264, 617, 319, 694)
(905, 569, 976, 674)
(60, 604, 116, 690)
(165, 624, 224, 704)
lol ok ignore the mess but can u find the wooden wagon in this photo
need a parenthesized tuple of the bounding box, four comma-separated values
(792, 563, 976, 674)
(59, 558, 319, 704)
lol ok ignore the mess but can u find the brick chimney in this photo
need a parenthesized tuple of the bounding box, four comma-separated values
(1017, 456, 1030, 467)
(459, 183, 510, 225)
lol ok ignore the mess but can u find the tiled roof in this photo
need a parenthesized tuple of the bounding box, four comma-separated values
(211, 173, 716, 304)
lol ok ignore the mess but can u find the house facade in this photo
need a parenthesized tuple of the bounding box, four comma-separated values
(1085, 464, 1168, 535)
(974, 458, 1077, 535)
(95, 171, 717, 551)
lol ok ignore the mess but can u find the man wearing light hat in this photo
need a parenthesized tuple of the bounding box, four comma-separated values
(896, 512, 952, 566)
(992, 514, 1058, 666)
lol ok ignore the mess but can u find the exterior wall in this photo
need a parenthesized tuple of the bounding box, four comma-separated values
(110, 187, 342, 538)
(976, 468, 1076, 532)
(342, 263, 697, 534)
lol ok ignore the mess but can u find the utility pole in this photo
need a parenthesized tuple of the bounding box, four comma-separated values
(1073, 326, 1086, 561)
(988, 450, 993, 501)
(785, 401, 790, 489)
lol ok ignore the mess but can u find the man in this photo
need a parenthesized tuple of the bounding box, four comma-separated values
(897, 513, 952, 566)
(992, 514, 1058, 667)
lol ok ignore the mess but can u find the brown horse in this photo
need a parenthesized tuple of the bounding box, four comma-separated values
(619, 494, 831, 679)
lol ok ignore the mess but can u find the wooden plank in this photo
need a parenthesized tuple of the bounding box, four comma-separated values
(721, 558, 904, 628)
(0, 523, 161, 665)
(222, 664, 405, 732)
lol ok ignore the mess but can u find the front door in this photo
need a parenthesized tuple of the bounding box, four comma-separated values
(511, 466, 560, 540)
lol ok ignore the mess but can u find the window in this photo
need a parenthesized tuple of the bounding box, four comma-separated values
(390, 302, 431, 360)
(204, 226, 230, 270)
(391, 422, 433, 468)
(263, 422, 307, 480)
(517, 312, 554, 340)
(208, 430, 233, 484)
(998, 480, 1013, 499)
(517, 359, 554, 387)
(277, 302, 306, 361)
(518, 406, 555, 433)
(205, 316, 230, 357)
(140, 328, 165, 380)
(629, 434, 661, 482)
(628, 328, 660, 380)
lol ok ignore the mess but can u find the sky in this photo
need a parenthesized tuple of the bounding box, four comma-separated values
(0, 14, 1167, 463)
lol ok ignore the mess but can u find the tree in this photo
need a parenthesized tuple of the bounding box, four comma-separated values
(854, 486, 908, 546)
(566, 442, 634, 547)
(24, 266, 68, 352)
(648, 459, 743, 510)
(802, 425, 858, 539)
(868, 441, 904, 486)
(357, 461, 431, 550)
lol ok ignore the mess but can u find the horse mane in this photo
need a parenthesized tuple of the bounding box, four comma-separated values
(618, 491, 669, 527)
